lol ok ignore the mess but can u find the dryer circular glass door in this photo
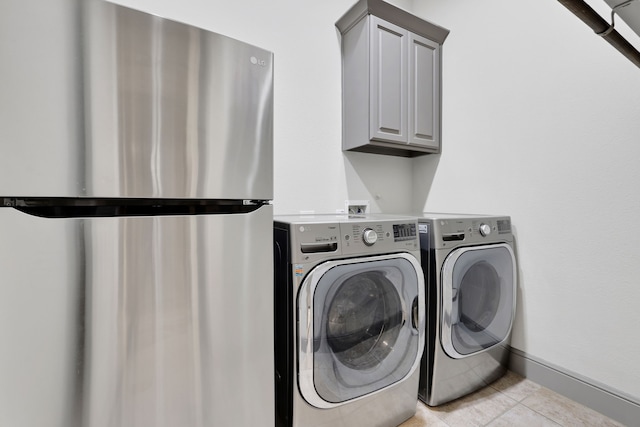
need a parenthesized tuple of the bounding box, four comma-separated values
(440, 243, 516, 359)
(297, 253, 424, 409)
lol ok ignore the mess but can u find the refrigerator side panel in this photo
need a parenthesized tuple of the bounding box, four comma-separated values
(0, 209, 85, 427)
(0, 0, 84, 196)
(0, 206, 274, 427)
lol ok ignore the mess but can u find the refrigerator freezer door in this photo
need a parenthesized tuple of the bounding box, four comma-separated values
(0, 0, 273, 200)
(0, 205, 274, 427)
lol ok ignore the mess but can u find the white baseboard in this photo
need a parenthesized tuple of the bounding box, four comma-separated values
(509, 348, 640, 426)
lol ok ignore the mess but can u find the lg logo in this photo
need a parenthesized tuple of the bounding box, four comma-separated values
(250, 56, 266, 67)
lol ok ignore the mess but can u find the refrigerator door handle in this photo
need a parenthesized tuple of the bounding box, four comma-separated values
(0, 197, 270, 218)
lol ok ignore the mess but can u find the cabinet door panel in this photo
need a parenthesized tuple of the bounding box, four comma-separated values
(409, 33, 440, 149)
(370, 16, 408, 143)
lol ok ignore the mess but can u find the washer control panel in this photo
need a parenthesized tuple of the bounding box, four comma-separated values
(286, 217, 419, 263)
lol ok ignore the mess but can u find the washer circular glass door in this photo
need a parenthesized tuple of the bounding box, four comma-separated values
(297, 253, 424, 408)
(440, 243, 516, 359)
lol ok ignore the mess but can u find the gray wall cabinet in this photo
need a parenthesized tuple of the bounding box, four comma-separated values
(337, 0, 449, 157)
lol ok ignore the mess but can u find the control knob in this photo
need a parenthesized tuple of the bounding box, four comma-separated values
(479, 223, 491, 237)
(362, 228, 378, 246)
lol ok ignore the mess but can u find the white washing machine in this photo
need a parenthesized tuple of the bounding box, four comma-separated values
(274, 214, 424, 427)
(417, 213, 517, 406)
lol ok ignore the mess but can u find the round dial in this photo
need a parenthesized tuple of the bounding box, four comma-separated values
(362, 228, 378, 246)
(479, 223, 491, 237)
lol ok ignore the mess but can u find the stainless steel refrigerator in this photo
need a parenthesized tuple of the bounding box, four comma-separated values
(0, 1, 274, 426)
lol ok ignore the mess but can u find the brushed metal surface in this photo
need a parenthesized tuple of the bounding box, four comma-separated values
(0, 205, 274, 427)
(0, 0, 273, 199)
(274, 216, 423, 426)
(417, 214, 516, 407)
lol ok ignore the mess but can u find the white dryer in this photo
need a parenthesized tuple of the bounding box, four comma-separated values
(274, 214, 424, 427)
(417, 213, 517, 406)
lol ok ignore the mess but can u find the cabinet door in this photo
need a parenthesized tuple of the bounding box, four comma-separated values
(408, 33, 440, 150)
(369, 16, 408, 143)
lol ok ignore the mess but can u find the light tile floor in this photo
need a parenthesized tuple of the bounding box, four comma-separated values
(399, 371, 625, 427)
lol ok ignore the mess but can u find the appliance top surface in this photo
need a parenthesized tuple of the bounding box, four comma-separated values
(112, 1, 273, 53)
(418, 212, 509, 221)
(274, 213, 418, 225)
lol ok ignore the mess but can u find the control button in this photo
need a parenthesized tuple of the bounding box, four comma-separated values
(479, 223, 491, 237)
(362, 228, 378, 246)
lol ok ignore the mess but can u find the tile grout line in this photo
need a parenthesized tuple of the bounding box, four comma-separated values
(484, 375, 553, 426)
(409, 372, 623, 427)
(519, 402, 565, 427)
(481, 384, 521, 426)
(489, 378, 599, 427)
(516, 394, 572, 427)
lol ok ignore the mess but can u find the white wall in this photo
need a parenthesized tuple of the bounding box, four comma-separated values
(412, 0, 640, 402)
(109, 0, 640, 404)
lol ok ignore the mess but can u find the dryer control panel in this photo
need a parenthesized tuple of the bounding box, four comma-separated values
(423, 215, 513, 249)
